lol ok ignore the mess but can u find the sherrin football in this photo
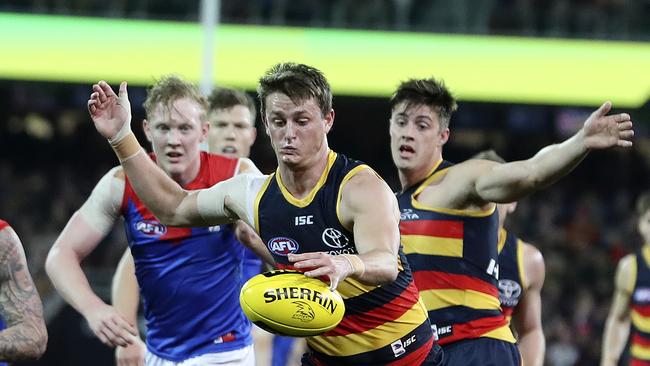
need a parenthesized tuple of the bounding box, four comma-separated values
(240, 270, 345, 336)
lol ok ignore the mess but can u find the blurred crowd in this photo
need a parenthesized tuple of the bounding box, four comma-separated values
(0, 0, 648, 40)
(0, 80, 649, 365)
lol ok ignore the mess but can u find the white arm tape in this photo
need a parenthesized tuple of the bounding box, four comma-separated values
(197, 173, 264, 227)
(77, 166, 124, 235)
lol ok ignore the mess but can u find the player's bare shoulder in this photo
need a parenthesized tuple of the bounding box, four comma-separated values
(338, 167, 398, 224)
(522, 241, 545, 290)
(417, 159, 496, 210)
(615, 253, 637, 294)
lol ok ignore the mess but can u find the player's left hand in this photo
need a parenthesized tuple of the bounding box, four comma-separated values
(289, 252, 352, 290)
(87, 80, 132, 143)
(582, 101, 633, 149)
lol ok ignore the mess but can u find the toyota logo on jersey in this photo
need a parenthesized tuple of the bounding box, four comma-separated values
(267, 237, 300, 256)
(321, 228, 349, 249)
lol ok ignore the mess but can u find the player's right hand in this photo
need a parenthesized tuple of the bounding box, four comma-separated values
(84, 302, 138, 347)
(116, 336, 146, 366)
(87, 80, 132, 143)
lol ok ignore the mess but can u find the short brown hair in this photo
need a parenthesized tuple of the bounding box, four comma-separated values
(257, 62, 332, 118)
(472, 149, 506, 163)
(207, 87, 256, 122)
(390, 78, 457, 130)
(637, 191, 650, 216)
(143, 75, 208, 118)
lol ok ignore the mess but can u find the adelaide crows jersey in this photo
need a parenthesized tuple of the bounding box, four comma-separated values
(396, 160, 515, 346)
(255, 151, 433, 366)
(497, 228, 526, 325)
(630, 246, 650, 365)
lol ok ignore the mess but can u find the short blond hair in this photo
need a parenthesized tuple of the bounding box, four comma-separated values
(143, 75, 208, 119)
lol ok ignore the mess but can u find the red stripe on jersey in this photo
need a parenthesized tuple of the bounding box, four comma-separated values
(634, 333, 650, 348)
(502, 306, 514, 319)
(322, 280, 421, 336)
(413, 270, 499, 297)
(386, 337, 434, 366)
(399, 220, 463, 239)
(0, 220, 8, 231)
(438, 315, 508, 345)
(634, 304, 650, 317)
(632, 358, 650, 366)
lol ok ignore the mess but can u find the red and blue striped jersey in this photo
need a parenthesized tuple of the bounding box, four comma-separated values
(121, 151, 252, 361)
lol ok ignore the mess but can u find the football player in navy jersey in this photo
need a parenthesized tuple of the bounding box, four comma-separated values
(388, 77, 632, 366)
(86, 63, 441, 366)
(473, 150, 546, 366)
(602, 192, 650, 366)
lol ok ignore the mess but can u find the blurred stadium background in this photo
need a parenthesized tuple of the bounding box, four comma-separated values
(0, 1, 649, 365)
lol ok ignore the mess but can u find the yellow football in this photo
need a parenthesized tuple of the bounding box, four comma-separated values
(240, 270, 345, 336)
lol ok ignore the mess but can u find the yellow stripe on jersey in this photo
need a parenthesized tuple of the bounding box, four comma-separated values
(397, 255, 404, 272)
(497, 228, 507, 254)
(482, 324, 517, 343)
(275, 150, 337, 208)
(632, 343, 650, 360)
(308, 304, 428, 356)
(420, 289, 501, 311)
(402, 235, 463, 257)
(632, 310, 650, 333)
(517, 240, 528, 290)
(253, 175, 275, 233)
(336, 277, 376, 299)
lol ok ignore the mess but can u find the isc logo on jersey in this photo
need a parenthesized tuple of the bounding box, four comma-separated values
(135, 220, 167, 236)
(268, 237, 300, 256)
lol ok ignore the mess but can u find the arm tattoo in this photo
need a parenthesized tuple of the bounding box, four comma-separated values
(0, 227, 47, 361)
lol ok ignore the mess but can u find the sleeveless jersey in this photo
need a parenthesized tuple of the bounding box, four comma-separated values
(121, 152, 252, 361)
(497, 228, 526, 325)
(630, 246, 650, 365)
(255, 151, 433, 366)
(0, 220, 9, 366)
(396, 160, 515, 346)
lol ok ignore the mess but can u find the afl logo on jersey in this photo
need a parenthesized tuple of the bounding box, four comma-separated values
(267, 237, 300, 256)
(498, 279, 522, 307)
(322, 228, 349, 249)
(134, 220, 167, 236)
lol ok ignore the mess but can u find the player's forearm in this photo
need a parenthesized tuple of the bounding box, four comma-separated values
(120, 151, 189, 225)
(45, 247, 105, 317)
(477, 131, 589, 202)
(111, 254, 140, 329)
(0, 316, 47, 361)
(601, 317, 630, 366)
(352, 250, 398, 285)
(523, 130, 589, 188)
(517, 328, 545, 366)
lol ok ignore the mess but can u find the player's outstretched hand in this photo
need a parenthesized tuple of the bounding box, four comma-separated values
(289, 252, 352, 290)
(115, 336, 146, 366)
(84, 302, 138, 348)
(582, 101, 634, 149)
(87, 80, 132, 143)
